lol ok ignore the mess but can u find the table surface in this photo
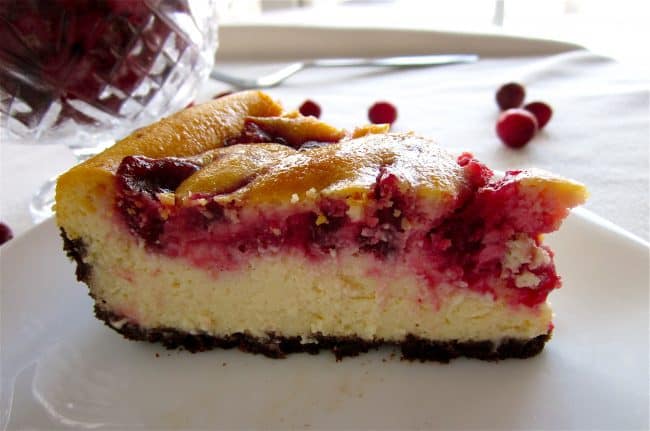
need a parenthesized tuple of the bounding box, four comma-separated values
(1, 29, 648, 243)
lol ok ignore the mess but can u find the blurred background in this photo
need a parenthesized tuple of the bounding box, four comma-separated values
(217, 0, 649, 68)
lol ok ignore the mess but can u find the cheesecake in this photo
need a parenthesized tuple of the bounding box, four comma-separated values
(56, 90, 587, 361)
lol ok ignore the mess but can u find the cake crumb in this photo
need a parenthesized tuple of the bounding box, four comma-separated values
(155, 352, 160, 358)
(315, 214, 328, 225)
(291, 193, 300, 203)
(156, 192, 176, 206)
(306, 187, 318, 199)
(515, 270, 541, 288)
(346, 203, 363, 221)
(222, 362, 227, 367)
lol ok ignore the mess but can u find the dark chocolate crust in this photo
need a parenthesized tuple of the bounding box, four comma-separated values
(61, 228, 91, 282)
(95, 307, 551, 362)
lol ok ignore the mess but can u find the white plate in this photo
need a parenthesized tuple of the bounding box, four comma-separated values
(1, 209, 648, 430)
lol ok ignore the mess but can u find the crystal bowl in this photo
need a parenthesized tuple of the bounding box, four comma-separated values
(0, 0, 219, 146)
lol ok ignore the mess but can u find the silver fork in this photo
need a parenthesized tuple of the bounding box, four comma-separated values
(210, 54, 479, 89)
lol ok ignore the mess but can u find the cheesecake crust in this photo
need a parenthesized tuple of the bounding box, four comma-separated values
(95, 306, 550, 362)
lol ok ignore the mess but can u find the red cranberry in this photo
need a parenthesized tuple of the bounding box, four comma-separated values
(368, 101, 397, 125)
(496, 82, 526, 110)
(524, 101, 553, 129)
(116, 156, 200, 245)
(0, 222, 13, 245)
(298, 99, 321, 118)
(496, 109, 538, 148)
(226, 121, 274, 146)
(117, 155, 200, 198)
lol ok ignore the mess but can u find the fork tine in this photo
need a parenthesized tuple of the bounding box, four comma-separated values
(210, 62, 305, 89)
(256, 62, 305, 88)
(210, 54, 479, 89)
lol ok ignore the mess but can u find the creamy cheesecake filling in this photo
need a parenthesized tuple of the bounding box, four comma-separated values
(82, 222, 552, 341)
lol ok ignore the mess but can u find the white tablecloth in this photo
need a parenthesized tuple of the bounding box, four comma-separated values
(1, 28, 648, 241)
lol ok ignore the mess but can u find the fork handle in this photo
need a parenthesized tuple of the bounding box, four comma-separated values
(308, 54, 479, 68)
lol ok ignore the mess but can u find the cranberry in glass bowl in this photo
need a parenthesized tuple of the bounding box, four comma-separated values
(0, 0, 219, 220)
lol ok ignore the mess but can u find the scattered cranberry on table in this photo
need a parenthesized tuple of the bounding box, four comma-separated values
(495, 82, 526, 111)
(494, 82, 554, 148)
(0, 222, 13, 245)
(298, 99, 322, 118)
(496, 109, 538, 148)
(368, 101, 397, 125)
(524, 101, 553, 129)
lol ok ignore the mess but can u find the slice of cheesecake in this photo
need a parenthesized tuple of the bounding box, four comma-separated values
(56, 90, 587, 362)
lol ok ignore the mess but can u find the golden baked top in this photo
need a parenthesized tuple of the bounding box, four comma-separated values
(176, 132, 468, 207)
(57, 91, 468, 211)
(55, 90, 587, 234)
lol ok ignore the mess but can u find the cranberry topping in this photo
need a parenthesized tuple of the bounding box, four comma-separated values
(509, 267, 560, 307)
(368, 101, 398, 125)
(496, 82, 526, 110)
(225, 120, 288, 147)
(524, 101, 552, 129)
(226, 118, 341, 150)
(116, 155, 199, 245)
(285, 212, 318, 250)
(298, 99, 321, 118)
(356, 169, 407, 257)
(314, 199, 351, 251)
(423, 172, 563, 306)
(457, 152, 494, 188)
(496, 109, 538, 148)
(117, 155, 200, 197)
(0, 222, 13, 245)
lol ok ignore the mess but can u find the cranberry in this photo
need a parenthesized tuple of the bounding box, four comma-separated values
(117, 155, 200, 197)
(368, 101, 397, 125)
(298, 99, 321, 118)
(496, 82, 525, 111)
(524, 101, 553, 129)
(457, 153, 493, 187)
(226, 121, 275, 146)
(106, 0, 150, 27)
(496, 109, 538, 148)
(0, 222, 13, 245)
(116, 156, 200, 245)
